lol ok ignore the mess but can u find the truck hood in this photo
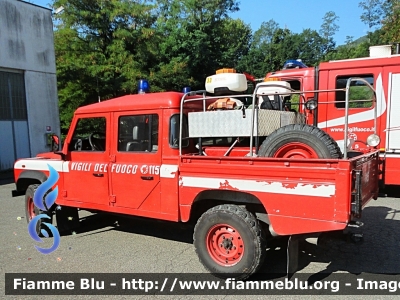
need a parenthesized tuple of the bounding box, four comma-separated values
(36, 152, 62, 159)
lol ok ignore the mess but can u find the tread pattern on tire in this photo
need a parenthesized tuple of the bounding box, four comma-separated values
(258, 124, 343, 159)
(25, 184, 54, 236)
(25, 184, 40, 219)
(193, 204, 266, 280)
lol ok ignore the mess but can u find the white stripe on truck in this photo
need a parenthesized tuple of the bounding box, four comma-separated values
(14, 159, 68, 172)
(180, 176, 335, 198)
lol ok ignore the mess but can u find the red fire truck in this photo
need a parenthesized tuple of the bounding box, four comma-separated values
(264, 45, 400, 187)
(12, 71, 379, 279)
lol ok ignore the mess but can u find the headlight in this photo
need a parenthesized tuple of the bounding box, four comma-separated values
(305, 99, 317, 110)
(367, 134, 380, 147)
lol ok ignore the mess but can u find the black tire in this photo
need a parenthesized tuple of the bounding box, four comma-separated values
(258, 124, 342, 159)
(193, 204, 266, 280)
(25, 184, 53, 237)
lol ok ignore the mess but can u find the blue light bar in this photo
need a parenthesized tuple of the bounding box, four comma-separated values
(282, 60, 308, 70)
(182, 86, 191, 94)
(138, 79, 150, 94)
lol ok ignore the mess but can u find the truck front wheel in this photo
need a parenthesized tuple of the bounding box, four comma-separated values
(193, 204, 266, 280)
(25, 184, 53, 237)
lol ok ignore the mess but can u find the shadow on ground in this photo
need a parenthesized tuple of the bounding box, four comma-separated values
(0, 170, 13, 185)
(381, 185, 400, 198)
(255, 205, 400, 281)
(61, 211, 195, 245)
(59, 203, 400, 281)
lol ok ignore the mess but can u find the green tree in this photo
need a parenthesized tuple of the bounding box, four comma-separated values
(218, 19, 252, 67)
(252, 19, 279, 48)
(294, 29, 326, 65)
(154, 0, 241, 89)
(381, 0, 400, 43)
(236, 19, 279, 77)
(324, 29, 387, 61)
(238, 24, 328, 77)
(359, 0, 385, 46)
(53, 0, 158, 133)
(359, 0, 384, 31)
(268, 28, 298, 71)
(319, 11, 339, 55)
(325, 36, 360, 60)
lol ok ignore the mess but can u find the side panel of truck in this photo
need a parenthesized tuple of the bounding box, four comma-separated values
(178, 156, 358, 235)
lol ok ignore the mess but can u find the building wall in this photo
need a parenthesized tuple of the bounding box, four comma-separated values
(0, 0, 60, 170)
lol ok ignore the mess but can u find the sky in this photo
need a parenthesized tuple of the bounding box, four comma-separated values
(27, 0, 369, 45)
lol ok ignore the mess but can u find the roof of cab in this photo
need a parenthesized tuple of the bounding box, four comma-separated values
(319, 54, 400, 70)
(75, 92, 184, 114)
(267, 67, 315, 78)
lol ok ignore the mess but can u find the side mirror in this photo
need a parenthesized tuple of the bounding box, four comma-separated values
(305, 99, 318, 110)
(51, 134, 60, 152)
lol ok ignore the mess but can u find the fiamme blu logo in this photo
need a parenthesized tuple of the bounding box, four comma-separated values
(27, 164, 61, 254)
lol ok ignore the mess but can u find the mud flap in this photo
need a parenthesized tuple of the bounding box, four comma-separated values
(287, 235, 299, 278)
(55, 206, 80, 233)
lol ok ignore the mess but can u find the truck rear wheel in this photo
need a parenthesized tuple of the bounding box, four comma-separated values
(193, 204, 266, 280)
(258, 124, 342, 159)
(25, 184, 53, 237)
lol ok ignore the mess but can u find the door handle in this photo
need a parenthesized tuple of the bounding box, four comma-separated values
(141, 176, 154, 180)
(93, 173, 104, 177)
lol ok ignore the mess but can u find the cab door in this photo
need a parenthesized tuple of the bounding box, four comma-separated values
(387, 72, 400, 150)
(322, 67, 382, 150)
(63, 114, 110, 207)
(109, 111, 161, 211)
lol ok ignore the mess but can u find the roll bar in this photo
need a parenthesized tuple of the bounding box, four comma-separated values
(179, 78, 377, 159)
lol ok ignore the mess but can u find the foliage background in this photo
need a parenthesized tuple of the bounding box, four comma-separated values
(51, 0, 400, 133)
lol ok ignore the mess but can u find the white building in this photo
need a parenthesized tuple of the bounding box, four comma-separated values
(0, 0, 60, 170)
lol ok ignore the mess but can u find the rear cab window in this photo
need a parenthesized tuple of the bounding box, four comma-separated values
(118, 114, 159, 153)
(169, 114, 189, 148)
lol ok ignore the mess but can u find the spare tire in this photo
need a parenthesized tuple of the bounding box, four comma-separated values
(258, 124, 342, 159)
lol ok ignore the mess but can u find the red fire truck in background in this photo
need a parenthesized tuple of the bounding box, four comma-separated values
(264, 45, 400, 187)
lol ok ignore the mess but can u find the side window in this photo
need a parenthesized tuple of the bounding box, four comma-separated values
(169, 114, 189, 148)
(118, 114, 158, 152)
(335, 75, 374, 109)
(287, 80, 301, 111)
(70, 117, 106, 151)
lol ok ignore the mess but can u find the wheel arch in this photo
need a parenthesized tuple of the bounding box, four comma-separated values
(16, 170, 47, 193)
(187, 189, 269, 224)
